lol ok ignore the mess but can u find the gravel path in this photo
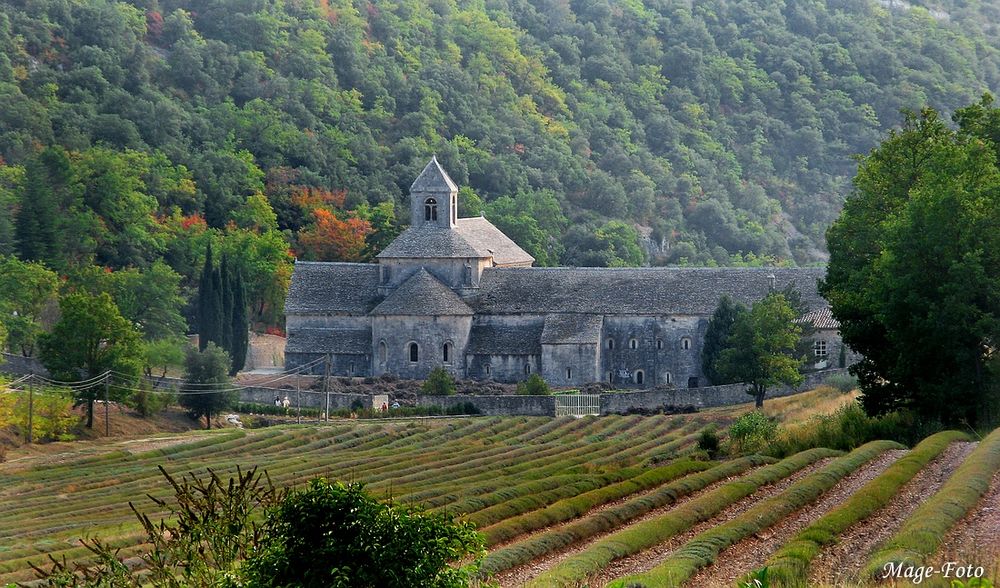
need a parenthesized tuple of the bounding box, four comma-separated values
(932, 464, 1000, 573)
(583, 459, 835, 587)
(686, 449, 905, 587)
(809, 441, 977, 585)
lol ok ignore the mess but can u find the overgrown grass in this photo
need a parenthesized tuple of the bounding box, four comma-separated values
(608, 440, 902, 588)
(766, 430, 969, 587)
(863, 426, 1000, 580)
(519, 448, 840, 587)
(479, 459, 714, 545)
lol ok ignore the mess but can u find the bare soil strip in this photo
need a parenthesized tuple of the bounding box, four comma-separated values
(686, 449, 906, 587)
(491, 459, 829, 587)
(809, 441, 977, 585)
(932, 466, 1000, 571)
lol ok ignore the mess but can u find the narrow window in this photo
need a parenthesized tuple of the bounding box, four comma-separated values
(409, 342, 418, 363)
(814, 340, 828, 357)
(485, 364, 491, 376)
(607, 371, 613, 383)
(635, 370, 644, 385)
(524, 363, 531, 375)
(349, 362, 355, 375)
(664, 372, 672, 385)
(656, 339, 663, 350)
(566, 367, 572, 380)
(378, 340, 387, 364)
(681, 337, 691, 350)
(443, 342, 451, 363)
(629, 338, 638, 350)
(424, 198, 438, 221)
(606, 338, 614, 350)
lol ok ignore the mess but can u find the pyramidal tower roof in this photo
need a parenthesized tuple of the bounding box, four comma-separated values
(410, 156, 458, 192)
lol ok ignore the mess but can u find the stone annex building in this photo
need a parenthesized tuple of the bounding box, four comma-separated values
(284, 158, 845, 389)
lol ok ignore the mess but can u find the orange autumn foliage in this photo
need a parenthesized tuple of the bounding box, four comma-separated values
(297, 208, 371, 262)
(290, 186, 346, 212)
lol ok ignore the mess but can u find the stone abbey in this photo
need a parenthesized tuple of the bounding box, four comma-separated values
(284, 158, 842, 388)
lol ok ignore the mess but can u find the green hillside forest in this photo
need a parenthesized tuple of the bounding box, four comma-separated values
(2, 0, 1000, 329)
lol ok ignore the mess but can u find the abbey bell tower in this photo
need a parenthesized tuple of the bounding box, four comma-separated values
(410, 156, 458, 229)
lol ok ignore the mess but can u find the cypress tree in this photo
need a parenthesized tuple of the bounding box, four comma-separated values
(198, 242, 215, 351)
(229, 268, 249, 375)
(208, 266, 224, 349)
(701, 295, 747, 385)
(220, 253, 233, 355)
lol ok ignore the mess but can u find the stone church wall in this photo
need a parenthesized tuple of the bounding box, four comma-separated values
(372, 314, 472, 380)
(599, 316, 708, 389)
(466, 353, 540, 382)
(285, 352, 372, 377)
(541, 343, 600, 386)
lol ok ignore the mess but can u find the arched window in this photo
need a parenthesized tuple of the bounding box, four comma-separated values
(656, 339, 663, 350)
(443, 342, 452, 363)
(635, 370, 644, 385)
(524, 363, 531, 375)
(664, 372, 672, 385)
(606, 338, 614, 350)
(484, 364, 491, 376)
(408, 342, 419, 363)
(681, 337, 692, 350)
(378, 340, 387, 364)
(424, 198, 438, 221)
(629, 338, 638, 350)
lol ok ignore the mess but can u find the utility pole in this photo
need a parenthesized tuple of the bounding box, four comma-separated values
(104, 375, 110, 437)
(26, 376, 33, 444)
(324, 353, 331, 422)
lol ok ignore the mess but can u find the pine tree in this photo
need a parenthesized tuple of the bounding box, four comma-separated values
(229, 267, 249, 375)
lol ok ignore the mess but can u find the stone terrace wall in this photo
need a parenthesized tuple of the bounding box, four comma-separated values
(416, 394, 555, 417)
(239, 386, 372, 411)
(598, 368, 848, 415)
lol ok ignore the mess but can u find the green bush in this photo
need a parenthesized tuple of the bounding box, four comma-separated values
(729, 411, 777, 455)
(422, 368, 457, 396)
(516, 374, 550, 395)
(129, 387, 175, 418)
(697, 427, 721, 456)
(822, 372, 858, 392)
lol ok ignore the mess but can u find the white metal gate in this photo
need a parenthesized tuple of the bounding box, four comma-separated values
(554, 394, 600, 417)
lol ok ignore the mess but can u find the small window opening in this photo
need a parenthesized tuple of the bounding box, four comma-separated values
(443, 342, 452, 363)
(566, 367, 572, 380)
(814, 340, 828, 357)
(524, 363, 531, 375)
(606, 338, 614, 350)
(656, 339, 663, 350)
(629, 338, 638, 350)
(664, 372, 672, 385)
(409, 342, 419, 363)
(378, 340, 387, 364)
(635, 370, 644, 385)
(424, 198, 438, 221)
(681, 337, 692, 350)
(349, 362, 355, 375)
(485, 364, 491, 376)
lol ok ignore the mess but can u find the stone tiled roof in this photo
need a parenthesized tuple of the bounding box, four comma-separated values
(285, 328, 372, 355)
(284, 262, 380, 315)
(799, 307, 840, 330)
(466, 322, 543, 355)
(371, 268, 472, 316)
(377, 217, 533, 265)
(540, 314, 604, 344)
(475, 267, 827, 315)
(376, 226, 484, 259)
(456, 217, 535, 266)
(410, 156, 458, 192)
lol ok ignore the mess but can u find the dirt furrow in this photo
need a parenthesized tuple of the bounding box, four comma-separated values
(578, 459, 834, 587)
(809, 441, 977, 585)
(932, 464, 1000, 572)
(686, 449, 906, 587)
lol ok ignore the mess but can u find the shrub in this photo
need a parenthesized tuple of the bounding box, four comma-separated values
(243, 479, 485, 588)
(422, 367, 456, 396)
(516, 373, 550, 395)
(822, 372, 858, 393)
(697, 427, 721, 457)
(728, 411, 777, 455)
(129, 387, 175, 417)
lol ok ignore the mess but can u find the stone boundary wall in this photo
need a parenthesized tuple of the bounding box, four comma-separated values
(233, 368, 849, 417)
(598, 368, 848, 415)
(0, 353, 48, 376)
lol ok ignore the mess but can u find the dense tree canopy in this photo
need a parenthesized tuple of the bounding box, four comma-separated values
(0, 0, 999, 280)
(821, 101, 1000, 426)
